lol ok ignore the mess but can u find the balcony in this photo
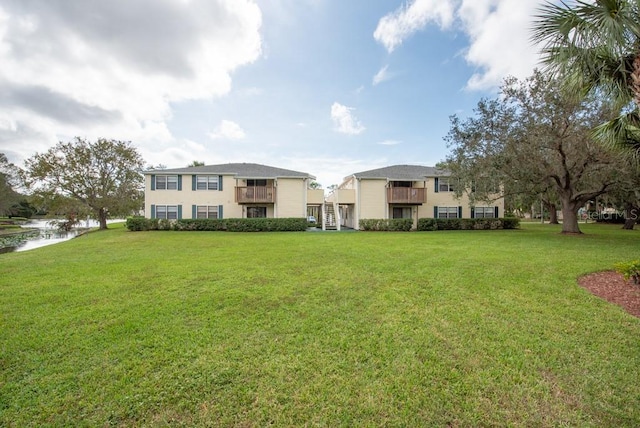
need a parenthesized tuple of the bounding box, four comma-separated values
(387, 187, 425, 204)
(235, 186, 276, 203)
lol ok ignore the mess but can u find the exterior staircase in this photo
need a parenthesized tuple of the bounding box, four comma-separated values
(323, 202, 338, 230)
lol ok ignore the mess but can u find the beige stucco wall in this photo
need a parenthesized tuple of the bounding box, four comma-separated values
(145, 173, 315, 219)
(357, 179, 387, 220)
(307, 189, 324, 204)
(144, 174, 240, 219)
(275, 178, 307, 217)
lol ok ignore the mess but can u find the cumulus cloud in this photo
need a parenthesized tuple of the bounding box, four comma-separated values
(457, 0, 542, 90)
(374, 0, 543, 91)
(0, 0, 262, 161)
(209, 120, 247, 140)
(374, 0, 456, 53)
(331, 102, 365, 135)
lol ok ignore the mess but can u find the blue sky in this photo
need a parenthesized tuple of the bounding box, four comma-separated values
(0, 0, 545, 187)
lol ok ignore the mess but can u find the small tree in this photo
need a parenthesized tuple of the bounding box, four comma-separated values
(24, 138, 145, 229)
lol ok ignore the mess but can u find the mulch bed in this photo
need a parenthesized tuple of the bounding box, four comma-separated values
(578, 271, 640, 318)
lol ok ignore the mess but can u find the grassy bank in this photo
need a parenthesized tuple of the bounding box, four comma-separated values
(1, 223, 639, 426)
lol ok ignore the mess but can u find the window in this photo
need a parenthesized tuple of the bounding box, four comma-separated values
(437, 207, 459, 219)
(155, 175, 178, 190)
(156, 205, 178, 219)
(246, 179, 267, 187)
(438, 178, 454, 192)
(391, 181, 412, 188)
(392, 207, 412, 219)
(474, 207, 496, 218)
(196, 175, 218, 190)
(247, 206, 267, 218)
(196, 205, 218, 219)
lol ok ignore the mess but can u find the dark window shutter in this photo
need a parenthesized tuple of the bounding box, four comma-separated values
(471, 207, 475, 218)
(494, 206, 499, 218)
(218, 205, 223, 219)
(192, 205, 197, 219)
(434, 177, 439, 193)
(150, 204, 156, 219)
(177, 175, 183, 191)
(433, 206, 438, 218)
(178, 205, 182, 219)
(218, 175, 223, 191)
(458, 206, 462, 218)
(151, 175, 156, 191)
(192, 175, 197, 191)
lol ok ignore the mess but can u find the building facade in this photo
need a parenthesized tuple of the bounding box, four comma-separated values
(143, 163, 323, 220)
(326, 165, 504, 230)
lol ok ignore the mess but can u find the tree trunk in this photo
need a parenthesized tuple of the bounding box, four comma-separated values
(548, 203, 559, 224)
(98, 207, 108, 230)
(622, 205, 637, 230)
(560, 196, 582, 234)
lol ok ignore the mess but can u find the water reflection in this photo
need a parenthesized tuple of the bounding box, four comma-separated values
(1, 219, 122, 253)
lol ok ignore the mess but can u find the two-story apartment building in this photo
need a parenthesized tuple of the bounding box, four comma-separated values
(144, 163, 324, 220)
(326, 165, 504, 230)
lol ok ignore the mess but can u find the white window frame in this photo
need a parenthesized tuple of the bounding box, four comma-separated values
(474, 207, 495, 218)
(437, 206, 459, 219)
(155, 175, 178, 190)
(196, 205, 218, 219)
(438, 178, 454, 192)
(196, 176, 218, 191)
(156, 205, 178, 219)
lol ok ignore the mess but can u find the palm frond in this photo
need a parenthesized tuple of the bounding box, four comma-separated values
(593, 110, 640, 161)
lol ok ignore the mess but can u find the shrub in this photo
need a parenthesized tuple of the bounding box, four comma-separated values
(359, 219, 413, 231)
(418, 218, 437, 231)
(614, 260, 640, 285)
(416, 217, 519, 231)
(125, 217, 307, 232)
(125, 216, 158, 231)
(173, 219, 226, 231)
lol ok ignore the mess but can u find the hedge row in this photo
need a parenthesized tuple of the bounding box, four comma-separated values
(125, 217, 308, 232)
(417, 217, 519, 231)
(359, 218, 413, 231)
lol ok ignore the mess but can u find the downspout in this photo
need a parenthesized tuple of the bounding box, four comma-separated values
(274, 178, 278, 218)
(355, 176, 361, 230)
(385, 178, 390, 220)
(303, 178, 308, 218)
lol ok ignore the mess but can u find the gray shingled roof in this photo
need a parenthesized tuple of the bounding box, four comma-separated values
(348, 165, 449, 181)
(143, 163, 315, 179)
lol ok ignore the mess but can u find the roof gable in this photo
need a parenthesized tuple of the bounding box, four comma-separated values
(144, 163, 314, 179)
(349, 165, 448, 181)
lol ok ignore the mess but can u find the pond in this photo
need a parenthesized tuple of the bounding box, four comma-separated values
(0, 219, 122, 253)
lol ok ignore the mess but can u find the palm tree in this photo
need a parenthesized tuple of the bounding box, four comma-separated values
(532, 0, 640, 158)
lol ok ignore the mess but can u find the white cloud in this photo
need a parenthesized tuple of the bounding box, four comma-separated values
(374, 0, 457, 53)
(331, 102, 365, 135)
(458, 0, 542, 90)
(374, 0, 544, 91)
(378, 139, 402, 146)
(0, 0, 262, 162)
(209, 120, 247, 140)
(372, 65, 391, 86)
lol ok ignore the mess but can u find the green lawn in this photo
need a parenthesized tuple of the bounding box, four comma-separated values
(1, 223, 639, 427)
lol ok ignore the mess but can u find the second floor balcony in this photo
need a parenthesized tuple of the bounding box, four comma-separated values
(387, 187, 426, 204)
(235, 186, 276, 203)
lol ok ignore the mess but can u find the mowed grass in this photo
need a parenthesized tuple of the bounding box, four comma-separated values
(1, 223, 639, 427)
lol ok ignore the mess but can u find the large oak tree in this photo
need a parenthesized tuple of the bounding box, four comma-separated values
(24, 138, 145, 229)
(443, 71, 620, 234)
